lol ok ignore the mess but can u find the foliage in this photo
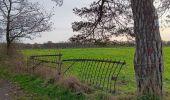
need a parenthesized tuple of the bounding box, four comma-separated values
(51, 0, 63, 6)
(71, 0, 170, 42)
(72, 0, 133, 41)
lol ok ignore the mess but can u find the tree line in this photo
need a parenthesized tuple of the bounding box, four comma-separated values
(3, 41, 135, 49)
(1, 40, 169, 49)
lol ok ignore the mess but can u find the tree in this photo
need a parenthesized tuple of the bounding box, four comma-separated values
(131, 0, 163, 97)
(0, 27, 2, 41)
(72, 0, 134, 41)
(71, 0, 170, 98)
(167, 41, 170, 46)
(51, 0, 63, 6)
(69, 34, 97, 44)
(0, 0, 53, 53)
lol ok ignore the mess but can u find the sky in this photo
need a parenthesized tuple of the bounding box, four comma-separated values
(24, 0, 93, 44)
(24, 0, 170, 44)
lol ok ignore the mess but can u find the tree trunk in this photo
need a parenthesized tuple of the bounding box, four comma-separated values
(6, 34, 11, 54)
(131, 0, 163, 98)
(6, 0, 12, 55)
(6, 15, 11, 54)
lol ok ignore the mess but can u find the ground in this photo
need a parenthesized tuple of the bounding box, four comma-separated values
(0, 78, 35, 100)
(0, 78, 12, 100)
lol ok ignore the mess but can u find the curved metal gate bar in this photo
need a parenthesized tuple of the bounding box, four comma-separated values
(62, 58, 126, 93)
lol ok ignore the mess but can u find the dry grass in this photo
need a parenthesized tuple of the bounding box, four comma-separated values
(8, 54, 27, 73)
(32, 66, 61, 83)
(30, 64, 93, 94)
(27, 64, 95, 96)
(59, 76, 92, 93)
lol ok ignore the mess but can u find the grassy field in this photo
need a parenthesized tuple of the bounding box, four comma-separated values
(23, 47, 170, 94)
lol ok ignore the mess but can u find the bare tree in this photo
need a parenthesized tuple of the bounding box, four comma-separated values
(0, 0, 53, 53)
(71, 0, 170, 98)
(51, 0, 63, 6)
(0, 27, 2, 41)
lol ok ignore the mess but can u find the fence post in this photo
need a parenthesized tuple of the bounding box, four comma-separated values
(57, 53, 62, 75)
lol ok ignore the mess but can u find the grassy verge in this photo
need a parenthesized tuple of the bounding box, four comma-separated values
(0, 66, 85, 100)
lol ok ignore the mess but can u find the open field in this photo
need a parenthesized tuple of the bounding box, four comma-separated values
(23, 47, 170, 94)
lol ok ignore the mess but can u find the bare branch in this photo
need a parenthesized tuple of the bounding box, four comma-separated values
(0, 0, 53, 47)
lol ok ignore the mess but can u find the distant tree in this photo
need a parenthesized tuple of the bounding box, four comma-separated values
(51, 0, 63, 6)
(69, 34, 94, 44)
(43, 41, 54, 48)
(69, 34, 111, 45)
(94, 38, 110, 47)
(162, 41, 167, 46)
(47, 41, 53, 44)
(167, 41, 170, 46)
(0, 0, 53, 53)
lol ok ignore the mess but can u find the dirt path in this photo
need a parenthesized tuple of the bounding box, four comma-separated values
(0, 78, 34, 100)
(0, 79, 14, 100)
(0, 78, 45, 100)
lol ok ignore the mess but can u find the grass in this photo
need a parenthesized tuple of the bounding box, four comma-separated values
(0, 66, 85, 100)
(23, 47, 170, 93)
(0, 47, 169, 99)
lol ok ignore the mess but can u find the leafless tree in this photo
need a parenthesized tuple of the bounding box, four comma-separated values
(0, 27, 2, 41)
(51, 0, 63, 6)
(0, 0, 53, 53)
(71, 0, 170, 98)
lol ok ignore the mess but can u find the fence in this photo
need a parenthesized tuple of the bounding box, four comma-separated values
(27, 54, 126, 93)
(63, 58, 126, 93)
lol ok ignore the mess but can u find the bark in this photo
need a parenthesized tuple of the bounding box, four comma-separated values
(6, 0, 12, 54)
(131, 0, 163, 98)
(6, 16, 11, 53)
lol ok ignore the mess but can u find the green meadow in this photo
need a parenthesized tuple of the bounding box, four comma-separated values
(23, 47, 170, 93)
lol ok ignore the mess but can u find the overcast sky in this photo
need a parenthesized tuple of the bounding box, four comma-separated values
(24, 0, 170, 44)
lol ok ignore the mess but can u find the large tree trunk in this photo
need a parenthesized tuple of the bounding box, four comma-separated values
(131, 0, 163, 98)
